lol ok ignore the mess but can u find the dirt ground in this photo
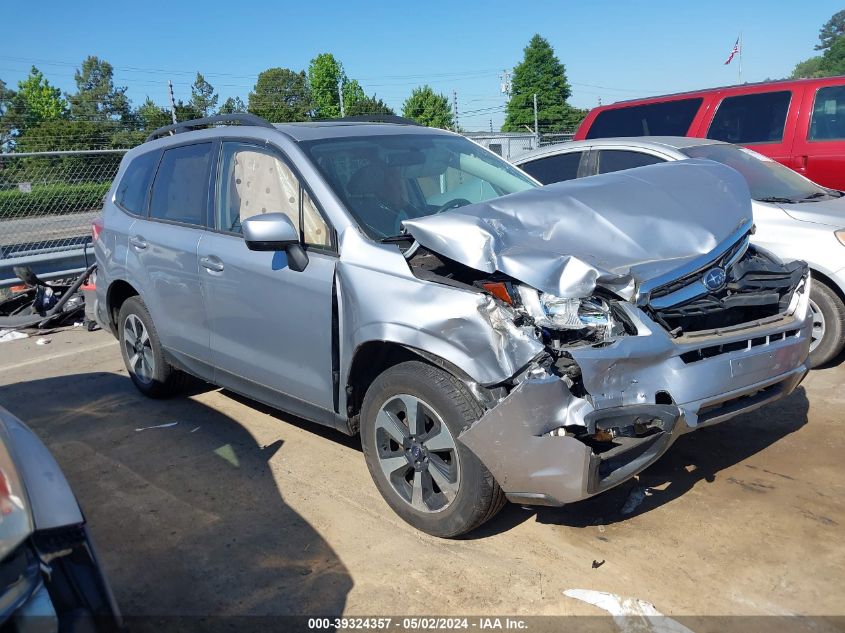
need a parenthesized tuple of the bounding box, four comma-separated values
(0, 327, 843, 629)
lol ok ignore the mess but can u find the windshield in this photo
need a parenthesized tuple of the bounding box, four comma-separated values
(680, 144, 836, 203)
(301, 133, 536, 238)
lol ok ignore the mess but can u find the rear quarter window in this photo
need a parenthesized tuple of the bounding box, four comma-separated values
(115, 151, 159, 215)
(585, 98, 703, 139)
(707, 90, 791, 144)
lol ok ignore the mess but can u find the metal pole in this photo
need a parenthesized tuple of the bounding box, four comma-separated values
(738, 33, 743, 84)
(533, 93, 539, 141)
(453, 90, 459, 131)
(168, 80, 178, 125)
(338, 80, 345, 117)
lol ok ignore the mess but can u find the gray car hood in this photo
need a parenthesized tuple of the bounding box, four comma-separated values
(403, 159, 753, 299)
(778, 194, 845, 228)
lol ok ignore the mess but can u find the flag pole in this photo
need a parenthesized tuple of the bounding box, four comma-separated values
(738, 32, 743, 84)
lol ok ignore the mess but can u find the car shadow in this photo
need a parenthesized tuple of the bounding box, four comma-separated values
(473, 385, 811, 536)
(0, 372, 353, 621)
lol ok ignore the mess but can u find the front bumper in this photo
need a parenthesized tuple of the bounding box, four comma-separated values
(458, 287, 812, 506)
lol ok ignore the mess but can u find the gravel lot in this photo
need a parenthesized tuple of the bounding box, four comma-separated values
(0, 327, 843, 630)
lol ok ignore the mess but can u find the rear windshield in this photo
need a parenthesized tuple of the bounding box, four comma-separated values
(681, 144, 833, 202)
(585, 98, 703, 139)
(301, 133, 535, 239)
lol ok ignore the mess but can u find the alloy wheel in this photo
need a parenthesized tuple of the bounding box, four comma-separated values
(809, 298, 826, 354)
(123, 314, 155, 384)
(373, 394, 460, 513)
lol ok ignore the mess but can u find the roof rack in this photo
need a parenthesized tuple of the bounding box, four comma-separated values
(336, 114, 421, 126)
(145, 113, 275, 142)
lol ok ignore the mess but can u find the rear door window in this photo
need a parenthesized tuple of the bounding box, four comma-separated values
(115, 150, 159, 215)
(597, 150, 666, 174)
(519, 152, 583, 184)
(585, 98, 703, 139)
(707, 91, 791, 144)
(809, 85, 845, 141)
(149, 143, 213, 226)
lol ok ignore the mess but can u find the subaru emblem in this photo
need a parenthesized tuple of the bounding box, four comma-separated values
(702, 267, 727, 291)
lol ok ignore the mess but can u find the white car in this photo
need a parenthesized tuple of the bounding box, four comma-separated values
(515, 137, 845, 367)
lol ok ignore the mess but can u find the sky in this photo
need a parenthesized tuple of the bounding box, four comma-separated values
(1, 0, 841, 131)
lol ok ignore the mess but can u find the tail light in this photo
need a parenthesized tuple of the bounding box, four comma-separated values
(91, 216, 104, 243)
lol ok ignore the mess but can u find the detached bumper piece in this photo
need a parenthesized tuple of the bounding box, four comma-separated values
(457, 377, 681, 507)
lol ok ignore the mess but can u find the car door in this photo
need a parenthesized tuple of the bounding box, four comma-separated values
(126, 141, 214, 374)
(517, 149, 588, 185)
(791, 83, 845, 190)
(198, 141, 338, 414)
(705, 88, 800, 167)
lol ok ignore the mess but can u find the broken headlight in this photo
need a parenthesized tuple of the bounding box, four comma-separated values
(539, 295, 612, 330)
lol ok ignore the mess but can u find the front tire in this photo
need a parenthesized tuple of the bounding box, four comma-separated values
(360, 361, 505, 537)
(117, 296, 187, 398)
(808, 280, 845, 368)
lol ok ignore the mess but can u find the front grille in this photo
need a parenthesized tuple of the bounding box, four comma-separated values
(680, 329, 801, 363)
(648, 245, 806, 334)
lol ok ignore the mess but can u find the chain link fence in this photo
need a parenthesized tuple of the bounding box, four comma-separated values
(0, 150, 125, 260)
(466, 131, 575, 160)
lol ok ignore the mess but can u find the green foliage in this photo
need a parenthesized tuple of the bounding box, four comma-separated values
(816, 9, 845, 51)
(248, 68, 312, 122)
(503, 34, 579, 133)
(0, 79, 15, 149)
(0, 182, 111, 218)
(346, 94, 395, 116)
(68, 56, 130, 121)
(792, 56, 826, 79)
(819, 35, 845, 75)
(15, 120, 116, 151)
(402, 85, 453, 128)
(9, 67, 68, 134)
(309, 53, 345, 118)
(190, 72, 218, 118)
(136, 98, 172, 130)
(218, 96, 246, 114)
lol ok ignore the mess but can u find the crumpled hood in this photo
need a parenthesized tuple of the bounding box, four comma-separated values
(403, 159, 753, 299)
(777, 194, 845, 228)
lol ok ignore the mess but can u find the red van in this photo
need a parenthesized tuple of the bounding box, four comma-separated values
(573, 76, 845, 190)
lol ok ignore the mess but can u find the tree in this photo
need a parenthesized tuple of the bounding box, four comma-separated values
(218, 96, 246, 115)
(0, 79, 15, 149)
(819, 35, 845, 75)
(402, 85, 453, 128)
(136, 97, 172, 130)
(503, 34, 580, 133)
(309, 53, 346, 118)
(68, 56, 130, 121)
(346, 94, 395, 117)
(792, 56, 826, 79)
(816, 9, 845, 51)
(190, 72, 218, 118)
(8, 67, 68, 134)
(248, 68, 312, 122)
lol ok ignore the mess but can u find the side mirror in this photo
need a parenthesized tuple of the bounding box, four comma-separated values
(242, 213, 309, 271)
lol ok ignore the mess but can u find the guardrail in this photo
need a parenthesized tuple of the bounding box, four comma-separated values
(0, 149, 125, 288)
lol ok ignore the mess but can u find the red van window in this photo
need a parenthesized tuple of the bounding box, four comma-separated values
(585, 98, 703, 139)
(707, 91, 791, 144)
(809, 86, 845, 141)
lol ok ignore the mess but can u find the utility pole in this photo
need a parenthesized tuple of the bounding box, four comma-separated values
(500, 69, 511, 96)
(489, 119, 493, 133)
(453, 90, 459, 131)
(533, 93, 539, 141)
(167, 80, 177, 125)
(338, 79, 345, 117)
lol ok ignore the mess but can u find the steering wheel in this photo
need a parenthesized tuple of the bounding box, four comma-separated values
(434, 198, 473, 214)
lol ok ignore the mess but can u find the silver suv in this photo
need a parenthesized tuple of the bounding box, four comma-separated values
(95, 114, 812, 537)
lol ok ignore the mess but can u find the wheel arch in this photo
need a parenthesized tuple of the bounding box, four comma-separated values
(809, 268, 845, 305)
(106, 279, 140, 336)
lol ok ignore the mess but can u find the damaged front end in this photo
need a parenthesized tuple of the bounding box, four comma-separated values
(399, 160, 812, 506)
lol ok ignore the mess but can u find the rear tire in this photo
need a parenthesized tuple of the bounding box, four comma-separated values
(808, 280, 845, 368)
(360, 361, 506, 537)
(117, 296, 187, 398)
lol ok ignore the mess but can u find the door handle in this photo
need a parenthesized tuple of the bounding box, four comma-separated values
(200, 256, 224, 273)
(796, 155, 808, 171)
(129, 235, 148, 250)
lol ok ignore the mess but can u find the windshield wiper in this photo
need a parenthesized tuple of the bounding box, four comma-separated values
(798, 192, 830, 202)
(757, 196, 797, 204)
(380, 234, 413, 243)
